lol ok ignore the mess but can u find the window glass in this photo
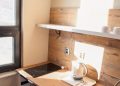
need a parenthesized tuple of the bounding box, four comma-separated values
(0, 0, 16, 26)
(0, 37, 14, 66)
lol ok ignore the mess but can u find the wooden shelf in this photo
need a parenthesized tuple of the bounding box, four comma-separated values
(38, 24, 120, 40)
(38, 24, 74, 32)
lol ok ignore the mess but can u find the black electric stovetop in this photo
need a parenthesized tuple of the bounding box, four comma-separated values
(24, 63, 61, 78)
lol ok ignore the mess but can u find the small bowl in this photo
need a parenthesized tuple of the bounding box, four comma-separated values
(102, 26, 110, 33)
(113, 27, 120, 35)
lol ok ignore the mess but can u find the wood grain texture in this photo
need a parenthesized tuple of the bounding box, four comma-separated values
(48, 8, 120, 86)
(48, 31, 120, 86)
(50, 8, 77, 26)
(48, 30, 74, 70)
(108, 9, 120, 28)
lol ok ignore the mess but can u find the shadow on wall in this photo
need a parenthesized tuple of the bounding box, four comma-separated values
(0, 73, 20, 86)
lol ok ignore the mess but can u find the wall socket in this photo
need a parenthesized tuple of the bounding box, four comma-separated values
(64, 48, 70, 55)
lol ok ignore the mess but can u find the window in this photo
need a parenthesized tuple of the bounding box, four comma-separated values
(0, 37, 14, 66)
(0, 0, 21, 73)
(0, 0, 16, 26)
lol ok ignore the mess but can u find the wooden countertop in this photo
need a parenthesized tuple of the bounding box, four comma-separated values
(17, 69, 70, 86)
(16, 62, 100, 86)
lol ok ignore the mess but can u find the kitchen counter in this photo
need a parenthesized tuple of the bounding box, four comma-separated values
(17, 70, 69, 86)
(17, 62, 70, 86)
(16, 62, 103, 86)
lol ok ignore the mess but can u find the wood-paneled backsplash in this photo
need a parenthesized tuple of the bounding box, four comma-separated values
(48, 8, 120, 86)
(108, 9, 120, 28)
(50, 8, 77, 26)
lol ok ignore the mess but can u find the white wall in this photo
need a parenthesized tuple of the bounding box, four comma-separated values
(51, 0, 120, 9)
(22, 0, 51, 67)
(114, 0, 120, 8)
(51, 0, 80, 8)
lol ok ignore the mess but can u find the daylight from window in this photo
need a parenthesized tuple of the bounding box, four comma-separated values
(76, 0, 114, 32)
(0, 0, 16, 26)
(74, 41, 104, 79)
(0, 37, 14, 66)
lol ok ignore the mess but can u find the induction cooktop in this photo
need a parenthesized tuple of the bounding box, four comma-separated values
(24, 63, 61, 78)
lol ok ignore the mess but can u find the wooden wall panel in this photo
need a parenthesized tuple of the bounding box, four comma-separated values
(48, 30, 74, 69)
(108, 9, 120, 28)
(100, 72, 119, 86)
(50, 8, 77, 26)
(73, 33, 120, 49)
(102, 48, 120, 79)
(48, 8, 120, 86)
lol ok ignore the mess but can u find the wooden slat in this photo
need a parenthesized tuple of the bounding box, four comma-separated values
(100, 72, 119, 86)
(73, 33, 120, 48)
(108, 9, 120, 27)
(50, 8, 77, 26)
(48, 30, 74, 70)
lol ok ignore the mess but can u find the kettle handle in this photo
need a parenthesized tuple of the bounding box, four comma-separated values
(80, 63, 88, 77)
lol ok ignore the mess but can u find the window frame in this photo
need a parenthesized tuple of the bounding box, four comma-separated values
(0, 0, 21, 73)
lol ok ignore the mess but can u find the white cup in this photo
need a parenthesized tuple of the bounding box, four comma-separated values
(113, 27, 120, 35)
(102, 26, 109, 33)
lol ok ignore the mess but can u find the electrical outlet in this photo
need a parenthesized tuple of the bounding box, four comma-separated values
(64, 48, 70, 55)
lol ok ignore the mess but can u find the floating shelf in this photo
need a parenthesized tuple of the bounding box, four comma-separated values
(38, 24, 74, 32)
(38, 24, 120, 40)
